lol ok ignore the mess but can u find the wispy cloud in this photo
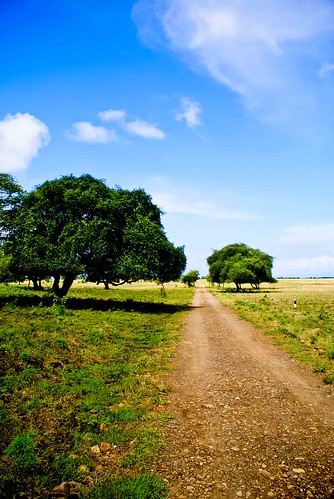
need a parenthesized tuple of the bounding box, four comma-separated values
(274, 255, 334, 277)
(68, 122, 118, 143)
(98, 109, 127, 121)
(148, 178, 252, 220)
(318, 62, 334, 78)
(175, 97, 202, 128)
(277, 223, 334, 245)
(0, 113, 50, 172)
(71, 108, 165, 141)
(125, 118, 165, 139)
(133, 0, 334, 128)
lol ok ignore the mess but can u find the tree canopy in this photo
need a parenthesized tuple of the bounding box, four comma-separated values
(1, 174, 186, 296)
(181, 270, 200, 287)
(207, 243, 275, 291)
(0, 174, 23, 238)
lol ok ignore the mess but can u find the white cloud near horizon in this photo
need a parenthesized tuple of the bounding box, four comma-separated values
(148, 179, 252, 220)
(0, 113, 50, 173)
(71, 108, 165, 141)
(68, 122, 119, 143)
(277, 223, 334, 245)
(274, 255, 334, 277)
(133, 0, 334, 127)
(175, 97, 202, 128)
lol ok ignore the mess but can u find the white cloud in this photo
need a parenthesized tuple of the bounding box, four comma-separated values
(318, 62, 334, 78)
(98, 109, 126, 122)
(68, 122, 118, 143)
(274, 255, 334, 277)
(277, 223, 334, 245)
(125, 119, 165, 139)
(175, 97, 202, 128)
(97, 108, 165, 140)
(0, 113, 50, 173)
(133, 0, 334, 126)
(149, 180, 251, 220)
(70, 109, 165, 142)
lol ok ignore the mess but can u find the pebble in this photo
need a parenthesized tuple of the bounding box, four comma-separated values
(258, 469, 271, 478)
(90, 445, 101, 456)
(100, 442, 111, 453)
(77, 465, 89, 475)
(292, 468, 305, 474)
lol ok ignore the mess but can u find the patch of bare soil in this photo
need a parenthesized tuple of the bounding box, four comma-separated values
(152, 287, 334, 499)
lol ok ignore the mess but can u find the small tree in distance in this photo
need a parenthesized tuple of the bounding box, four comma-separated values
(181, 270, 200, 287)
(207, 243, 275, 292)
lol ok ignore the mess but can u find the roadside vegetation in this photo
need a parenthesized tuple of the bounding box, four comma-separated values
(0, 282, 194, 498)
(207, 278, 334, 384)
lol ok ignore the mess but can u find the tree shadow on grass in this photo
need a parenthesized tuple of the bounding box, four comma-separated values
(66, 297, 190, 314)
(0, 293, 190, 314)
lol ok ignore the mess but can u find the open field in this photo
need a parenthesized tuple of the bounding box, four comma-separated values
(207, 278, 334, 385)
(0, 282, 194, 498)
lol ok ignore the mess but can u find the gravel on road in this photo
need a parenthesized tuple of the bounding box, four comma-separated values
(152, 287, 334, 499)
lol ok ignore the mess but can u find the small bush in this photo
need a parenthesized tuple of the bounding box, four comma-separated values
(4, 432, 40, 469)
(323, 373, 334, 384)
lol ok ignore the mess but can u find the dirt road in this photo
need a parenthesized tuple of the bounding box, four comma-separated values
(153, 287, 334, 498)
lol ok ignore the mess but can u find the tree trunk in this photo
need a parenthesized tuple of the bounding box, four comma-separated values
(32, 276, 41, 291)
(61, 273, 75, 297)
(52, 273, 61, 295)
(52, 273, 75, 297)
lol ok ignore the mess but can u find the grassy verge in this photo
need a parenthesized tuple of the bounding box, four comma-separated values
(0, 282, 194, 498)
(207, 279, 334, 384)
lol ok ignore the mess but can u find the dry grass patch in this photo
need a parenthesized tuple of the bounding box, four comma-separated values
(208, 279, 334, 384)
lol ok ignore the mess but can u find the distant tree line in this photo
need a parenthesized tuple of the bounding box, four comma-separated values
(0, 173, 187, 297)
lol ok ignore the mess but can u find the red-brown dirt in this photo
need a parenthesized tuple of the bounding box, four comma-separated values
(152, 286, 334, 499)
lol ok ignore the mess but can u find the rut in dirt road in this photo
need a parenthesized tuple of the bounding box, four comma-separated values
(153, 287, 334, 499)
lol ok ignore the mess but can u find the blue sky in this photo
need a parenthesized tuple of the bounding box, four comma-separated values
(1, 0, 334, 277)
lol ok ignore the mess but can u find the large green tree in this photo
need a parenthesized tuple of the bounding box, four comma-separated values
(207, 243, 275, 291)
(3, 174, 186, 296)
(0, 174, 24, 284)
(0, 174, 23, 238)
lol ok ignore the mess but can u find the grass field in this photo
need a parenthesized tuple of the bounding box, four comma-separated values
(0, 282, 194, 498)
(207, 278, 334, 384)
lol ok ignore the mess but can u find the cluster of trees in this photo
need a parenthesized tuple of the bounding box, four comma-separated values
(1, 173, 276, 295)
(0, 173, 187, 296)
(207, 243, 275, 291)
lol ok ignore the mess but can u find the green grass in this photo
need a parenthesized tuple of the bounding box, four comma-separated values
(207, 278, 334, 383)
(79, 474, 168, 498)
(0, 282, 194, 498)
